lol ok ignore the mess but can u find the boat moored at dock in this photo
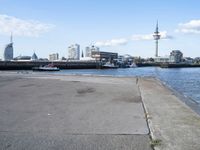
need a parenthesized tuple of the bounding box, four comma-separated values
(32, 64, 60, 71)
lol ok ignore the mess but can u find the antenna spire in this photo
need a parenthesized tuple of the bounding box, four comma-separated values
(155, 20, 159, 33)
(10, 32, 13, 43)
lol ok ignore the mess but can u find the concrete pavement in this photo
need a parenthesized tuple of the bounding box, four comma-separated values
(138, 77, 200, 150)
(0, 73, 152, 150)
(1, 72, 200, 150)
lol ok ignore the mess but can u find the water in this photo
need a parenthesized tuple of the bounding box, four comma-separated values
(50, 67, 200, 104)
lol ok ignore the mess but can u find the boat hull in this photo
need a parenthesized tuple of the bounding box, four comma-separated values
(32, 67, 60, 71)
(102, 66, 118, 69)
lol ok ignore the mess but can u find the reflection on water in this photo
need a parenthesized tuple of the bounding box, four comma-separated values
(51, 67, 200, 103)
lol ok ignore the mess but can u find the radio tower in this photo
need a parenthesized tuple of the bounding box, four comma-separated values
(153, 21, 161, 57)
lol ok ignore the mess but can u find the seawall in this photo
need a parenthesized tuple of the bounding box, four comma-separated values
(138, 77, 200, 150)
(0, 61, 101, 70)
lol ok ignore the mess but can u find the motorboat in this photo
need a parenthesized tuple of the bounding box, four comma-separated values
(102, 62, 118, 69)
(32, 64, 60, 71)
(129, 63, 137, 68)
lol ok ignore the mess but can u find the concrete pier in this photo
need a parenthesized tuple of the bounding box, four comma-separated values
(0, 73, 151, 150)
(0, 72, 200, 149)
(138, 78, 200, 150)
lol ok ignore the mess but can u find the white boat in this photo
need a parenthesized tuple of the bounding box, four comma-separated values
(102, 62, 118, 69)
(32, 64, 60, 71)
(129, 63, 137, 68)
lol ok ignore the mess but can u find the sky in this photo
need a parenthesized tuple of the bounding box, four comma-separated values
(0, 0, 200, 58)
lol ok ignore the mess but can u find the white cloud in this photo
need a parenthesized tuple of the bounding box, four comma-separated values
(94, 31, 173, 47)
(132, 31, 173, 41)
(0, 14, 55, 37)
(176, 20, 200, 34)
(132, 34, 153, 41)
(160, 31, 173, 39)
(94, 38, 128, 47)
(95, 31, 173, 47)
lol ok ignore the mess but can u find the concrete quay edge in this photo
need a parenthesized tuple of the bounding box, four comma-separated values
(138, 77, 200, 150)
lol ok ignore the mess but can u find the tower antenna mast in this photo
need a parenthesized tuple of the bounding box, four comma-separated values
(153, 21, 161, 57)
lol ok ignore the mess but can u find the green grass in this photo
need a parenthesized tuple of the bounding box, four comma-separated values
(150, 139, 162, 147)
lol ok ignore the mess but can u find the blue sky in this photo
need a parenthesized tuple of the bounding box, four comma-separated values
(0, 0, 200, 58)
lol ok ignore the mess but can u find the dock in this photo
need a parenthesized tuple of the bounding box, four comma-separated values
(0, 72, 200, 149)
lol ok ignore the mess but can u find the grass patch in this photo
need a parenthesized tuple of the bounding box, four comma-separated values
(150, 139, 162, 147)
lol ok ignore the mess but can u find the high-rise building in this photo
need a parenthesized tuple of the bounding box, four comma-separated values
(85, 47, 90, 57)
(170, 50, 183, 63)
(49, 53, 59, 61)
(68, 44, 80, 60)
(85, 45, 99, 57)
(3, 34, 13, 61)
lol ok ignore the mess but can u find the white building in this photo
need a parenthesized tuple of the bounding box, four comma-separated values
(85, 45, 99, 58)
(68, 44, 80, 60)
(3, 35, 14, 61)
(183, 57, 194, 64)
(154, 56, 170, 63)
(117, 54, 133, 63)
(3, 43, 13, 61)
(49, 53, 59, 61)
(154, 50, 183, 63)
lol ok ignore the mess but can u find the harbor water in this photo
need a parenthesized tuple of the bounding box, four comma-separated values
(50, 67, 200, 104)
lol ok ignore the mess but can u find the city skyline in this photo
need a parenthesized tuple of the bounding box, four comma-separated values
(0, 0, 200, 58)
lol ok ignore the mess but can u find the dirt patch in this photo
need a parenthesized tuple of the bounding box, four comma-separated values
(20, 84, 36, 88)
(77, 87, 96, 94)
(113, 96, 141, 103)
(71, 81, 81, 83)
